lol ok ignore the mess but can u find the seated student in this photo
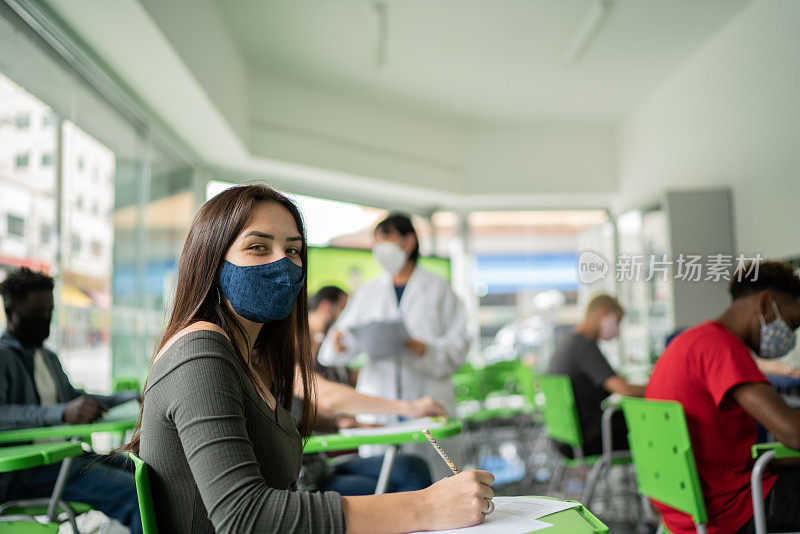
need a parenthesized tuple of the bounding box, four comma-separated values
(647, 260, 800, 534)
(309, 286, 354, 385)
(130, 184, 494, 533)
(0, 267, 142, 534)
(547, 294, 645, 457)
(295, 374, 436, 496)
(300, 286, 438, 495)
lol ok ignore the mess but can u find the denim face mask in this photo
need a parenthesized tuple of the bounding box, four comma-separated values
(218, 257, 305, 323)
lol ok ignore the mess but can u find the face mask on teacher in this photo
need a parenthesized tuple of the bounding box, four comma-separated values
(218, 257, 305, 323)
(373, 241, 408, 275)
(758, 298, 797, 359)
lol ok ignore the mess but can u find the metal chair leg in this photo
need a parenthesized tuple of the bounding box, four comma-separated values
(751, 450, 775, 534)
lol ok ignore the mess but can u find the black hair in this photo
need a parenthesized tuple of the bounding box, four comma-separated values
(374, 213, 420, 262)
(729, 260, 800, 300)
(0, 268, 54, 315)
(309, 285, 347, 311)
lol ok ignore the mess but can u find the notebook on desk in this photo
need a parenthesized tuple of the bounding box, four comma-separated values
(411, 497, 580, 534)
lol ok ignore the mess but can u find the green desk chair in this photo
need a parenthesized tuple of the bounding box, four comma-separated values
(128, 452, 158, 534)
(621, 398, 708, 534)
(539, 375, 634, 506)
(751, 442, 800, 534)
(112, 376, 141, 394)
(623, 398, 800, 534)
(0, 442, 93, 533)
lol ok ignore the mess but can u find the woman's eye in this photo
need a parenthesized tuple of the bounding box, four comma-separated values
(250, 244, 267, 252)
(286, 248, 300, 255)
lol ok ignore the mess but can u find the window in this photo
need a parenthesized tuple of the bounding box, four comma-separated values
(76, 195, 83, 210)
(70, 234, 81, 253)
(42, 113, 55, 127)
(15, 153, 29, 168)
(7, 214, 25, 238)
(90, 240, 102, 256)
(15, 114, 30, 129)
(41, 152, 53, 166)
(77, 157, 85, 171)
(40, 224, 51, 245)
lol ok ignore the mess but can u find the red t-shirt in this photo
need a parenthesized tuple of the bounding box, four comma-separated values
(646, 321, 777, 534)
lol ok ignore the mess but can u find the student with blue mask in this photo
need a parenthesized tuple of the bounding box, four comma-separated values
(128, 184, 494, 534)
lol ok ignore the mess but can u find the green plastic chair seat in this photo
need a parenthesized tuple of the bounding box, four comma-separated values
(2, 502, 93, 517)
(0, 521, 59, 533)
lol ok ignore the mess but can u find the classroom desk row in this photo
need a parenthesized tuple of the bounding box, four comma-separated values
(0, 415, 607, 533)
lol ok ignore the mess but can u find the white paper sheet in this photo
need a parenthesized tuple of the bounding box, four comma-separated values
(347, 318, 409, 359)
(410, 497, 581, 534)
(337, 417, 445, 437)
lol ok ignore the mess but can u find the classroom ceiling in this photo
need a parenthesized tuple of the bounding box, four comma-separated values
(216, 0, 750, 123)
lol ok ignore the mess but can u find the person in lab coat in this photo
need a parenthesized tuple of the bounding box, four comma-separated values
(318, 213, 470, 480)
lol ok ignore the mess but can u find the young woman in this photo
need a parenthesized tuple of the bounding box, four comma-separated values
(127, 184, 494, 533)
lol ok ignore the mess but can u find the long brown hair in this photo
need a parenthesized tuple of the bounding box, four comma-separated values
(126, 183, 316, 454)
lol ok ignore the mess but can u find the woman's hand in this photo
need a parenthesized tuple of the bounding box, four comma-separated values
(416, 471, 495, 531)
(333, 330, 347, 353)
(405, 396, 447, 418)
(404, 338, 427, 357)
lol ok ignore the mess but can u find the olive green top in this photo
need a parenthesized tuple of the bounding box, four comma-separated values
(140, 330, 344, 534)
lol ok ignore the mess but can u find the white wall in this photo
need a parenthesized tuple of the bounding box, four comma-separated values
(617, 0, 800, 259)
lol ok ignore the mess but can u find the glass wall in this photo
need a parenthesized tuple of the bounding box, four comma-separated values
(0, 6, 197, 392)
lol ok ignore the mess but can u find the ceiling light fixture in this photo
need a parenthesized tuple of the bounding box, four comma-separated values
(372, 1, 388, 69)
(561, 0, 613, 64)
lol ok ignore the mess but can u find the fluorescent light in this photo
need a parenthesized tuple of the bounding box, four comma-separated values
(561, 0, 613, 64)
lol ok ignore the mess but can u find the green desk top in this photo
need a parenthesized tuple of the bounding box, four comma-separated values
(0, 416, 136, 444)
(752, 441, 800, 460)
(303, 419, 462, 454)
(536, 500, 608, 534)
(0, 441, 84, 473)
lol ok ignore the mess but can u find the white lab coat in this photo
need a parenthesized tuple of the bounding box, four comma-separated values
(318, 266, 470, 479)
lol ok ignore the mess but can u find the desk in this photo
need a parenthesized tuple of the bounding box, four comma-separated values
(304, 419, 462, 494)
(527, 497, 608, 534)
(0, 442, 83, 473)
(0, 402, 139, 444)
(0, 442, 85, 531)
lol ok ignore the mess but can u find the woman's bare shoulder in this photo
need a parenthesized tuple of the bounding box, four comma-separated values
(153, 322, 231, 364)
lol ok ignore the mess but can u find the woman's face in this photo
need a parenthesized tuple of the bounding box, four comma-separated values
(225, 201, 303, 268)
(374, 228, 415, 256)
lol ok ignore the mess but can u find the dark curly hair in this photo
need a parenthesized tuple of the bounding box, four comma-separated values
(729, 260, 800, 300)
(0, 268, 54, 314)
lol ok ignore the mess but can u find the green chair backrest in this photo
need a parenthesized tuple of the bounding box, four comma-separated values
(539, 374, 583, 447)
(620, 397, 707, 526)
(128, 452, 159, 534)
(515, 363, 538, 407)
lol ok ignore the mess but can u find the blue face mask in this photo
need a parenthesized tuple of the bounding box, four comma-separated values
(218, 257, 305, 323)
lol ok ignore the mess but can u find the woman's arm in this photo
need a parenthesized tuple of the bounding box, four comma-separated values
(296, 370, 446, 418)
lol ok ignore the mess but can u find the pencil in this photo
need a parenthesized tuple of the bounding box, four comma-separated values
(422, 427, 495, 515)
(421, 427, 460, 475)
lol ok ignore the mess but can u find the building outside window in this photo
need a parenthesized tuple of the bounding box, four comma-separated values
(6, 214, 25, 238)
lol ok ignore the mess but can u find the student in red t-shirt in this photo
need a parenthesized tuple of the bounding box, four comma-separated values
(647, 260, 800, 534)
